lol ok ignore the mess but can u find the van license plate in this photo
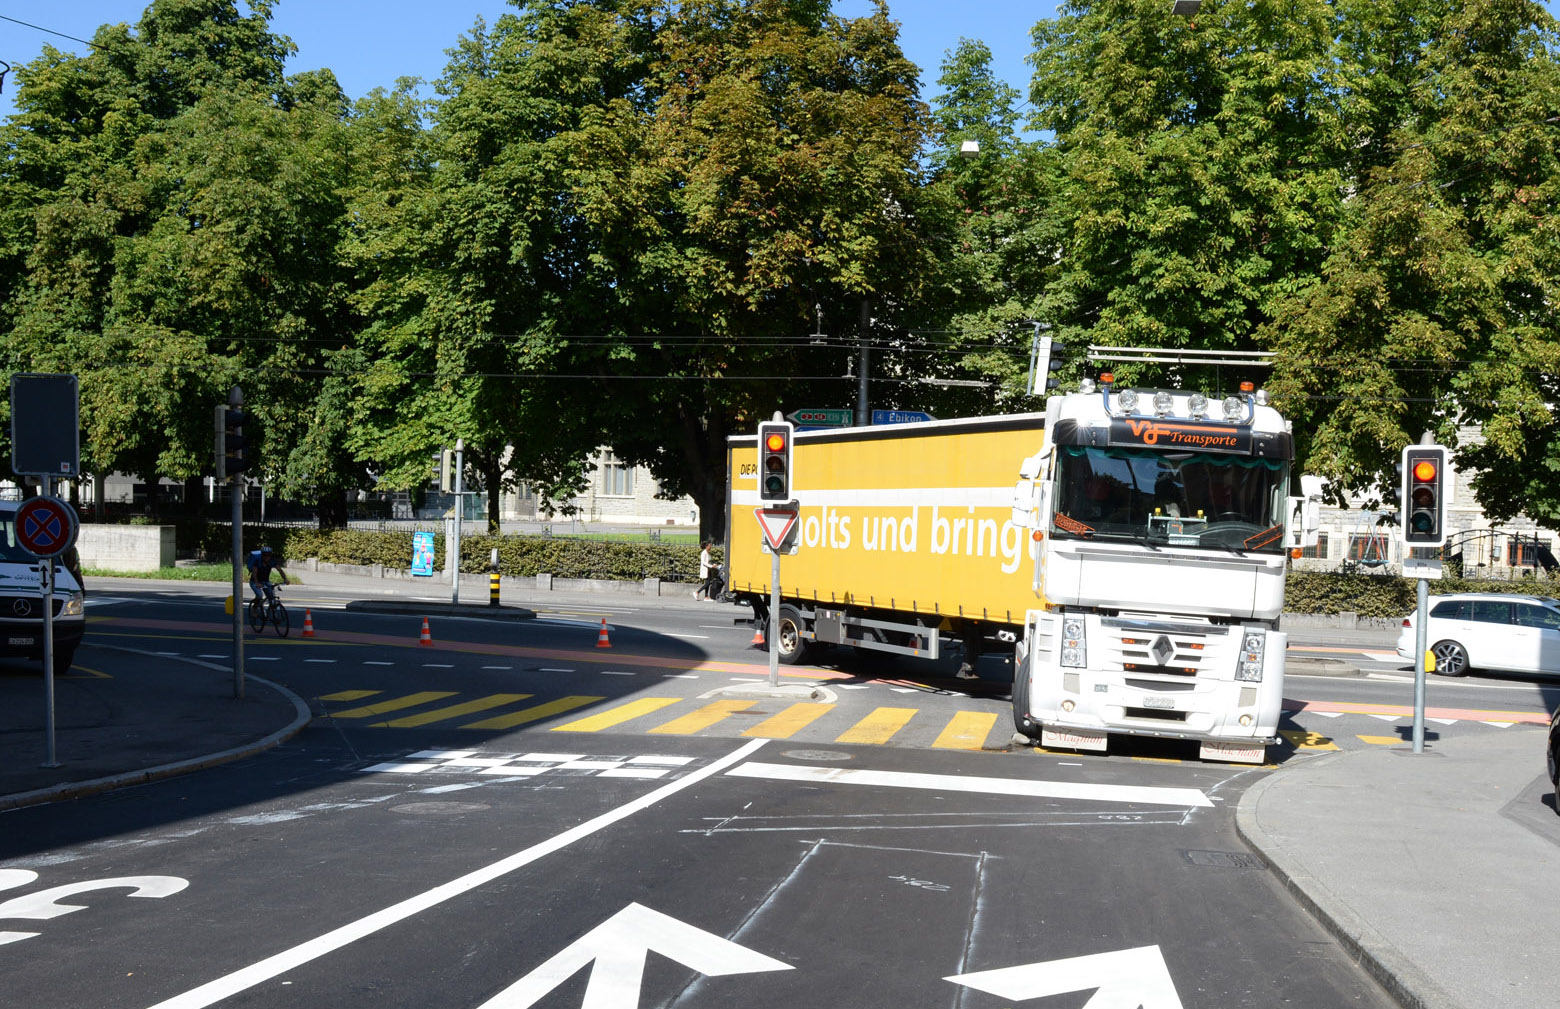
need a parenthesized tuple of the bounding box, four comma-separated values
(9, 637, 34, 646)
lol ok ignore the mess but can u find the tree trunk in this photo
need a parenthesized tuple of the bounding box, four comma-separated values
(182, 475, 205, 517)
(483, 444, 503, 533)
(316, 488, 348, 530)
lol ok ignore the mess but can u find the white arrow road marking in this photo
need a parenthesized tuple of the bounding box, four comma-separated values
(141, 738, 769, 1009)
(947, 945, 1183, 1009)
(478, 902, 792, 1009)
(728, 762, 1213, 808)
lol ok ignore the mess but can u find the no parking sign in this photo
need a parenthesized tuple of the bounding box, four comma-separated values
(15, 495, 79, 559)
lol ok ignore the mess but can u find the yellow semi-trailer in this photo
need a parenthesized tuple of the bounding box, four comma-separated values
(725, 414, 1047, 670)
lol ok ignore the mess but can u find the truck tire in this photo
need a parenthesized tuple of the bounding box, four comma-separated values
(1011, 650, 1040, 741)
(776, 605, 809, 665)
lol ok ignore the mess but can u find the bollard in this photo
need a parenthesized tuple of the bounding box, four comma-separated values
(489, 547, 500, 607)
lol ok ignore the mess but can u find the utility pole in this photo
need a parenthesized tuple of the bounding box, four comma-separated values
(855, 299, 871, 427)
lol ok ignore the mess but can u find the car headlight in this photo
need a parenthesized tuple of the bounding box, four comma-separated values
(1236, 629, 1264, 682)
(60, 592, 84, 617)
(1061, 616, 1087, 668)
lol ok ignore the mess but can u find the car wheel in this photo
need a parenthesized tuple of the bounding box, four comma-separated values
(1549, 737, 1558, 786)
(775, 605, 809, 665)
(1430, 639, 1470, 676)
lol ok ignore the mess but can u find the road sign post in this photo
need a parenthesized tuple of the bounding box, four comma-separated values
(755, 507, 798, 688)
(15, 491, 77, 769)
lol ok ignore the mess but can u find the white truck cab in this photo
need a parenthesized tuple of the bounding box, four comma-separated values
(0, 500, 86, 674)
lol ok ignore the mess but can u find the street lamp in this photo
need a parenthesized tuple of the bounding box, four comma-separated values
(959, 139, 981, 158)
(1171, 1, 1201, 13)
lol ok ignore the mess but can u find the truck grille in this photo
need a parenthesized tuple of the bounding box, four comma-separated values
(1102, 618, 1232, 677)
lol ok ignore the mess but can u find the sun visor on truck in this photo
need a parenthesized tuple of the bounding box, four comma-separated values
(1049, 418, 1292, 459)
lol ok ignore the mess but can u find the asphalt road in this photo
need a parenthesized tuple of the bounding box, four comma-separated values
(3, 582, 1548, 1008)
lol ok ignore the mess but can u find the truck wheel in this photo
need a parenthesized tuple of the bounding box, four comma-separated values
(776, 605, 809, 665)
(1011, 651, 1040, 741)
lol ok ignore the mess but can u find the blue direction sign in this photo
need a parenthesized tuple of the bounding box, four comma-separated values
(871, 409, 935, 426)
(15, 496, 79, 559)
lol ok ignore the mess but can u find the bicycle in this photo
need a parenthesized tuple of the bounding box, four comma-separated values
(247, 584, 291, 637)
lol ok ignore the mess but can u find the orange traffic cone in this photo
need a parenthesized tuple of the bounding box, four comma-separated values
(595, 617, 612, 648)
(419, 617, 432, 647)
(302, 609, 316, 638)
(750, 624, 766, 648)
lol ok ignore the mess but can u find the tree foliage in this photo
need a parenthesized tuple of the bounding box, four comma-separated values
(2, 0, 1558, 539)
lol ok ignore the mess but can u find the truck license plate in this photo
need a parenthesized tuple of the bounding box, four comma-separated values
(8, 636, 34, 647)
(1143, 696, 1175, 709)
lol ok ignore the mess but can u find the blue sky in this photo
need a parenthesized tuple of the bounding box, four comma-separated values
(3, 1, 1558, 123)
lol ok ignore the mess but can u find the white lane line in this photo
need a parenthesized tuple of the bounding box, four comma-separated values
(726, 761, 1214, 808)
(600, 671, 635, 676)
(364, 661, 394, 666)
(141, 738, 770, 1009)
(666, 633, 710, 640)
(540, 668, 573, 674)
(481, 666, 513, 670)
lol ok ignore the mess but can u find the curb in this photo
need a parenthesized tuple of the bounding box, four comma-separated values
(0, 652, 313, 814)
(1234, 751, 1461, 1009)
(343, 600, 538, 621)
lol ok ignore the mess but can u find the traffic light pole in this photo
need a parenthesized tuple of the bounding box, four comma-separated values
(229, 386, 244, 700)
(1412, 577, 1428, 752)
(768, 551, 781, 688)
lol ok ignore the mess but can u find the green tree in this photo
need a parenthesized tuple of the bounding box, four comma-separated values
(1029, 0, 1346, 390)
(1264, 0, 1560, 523)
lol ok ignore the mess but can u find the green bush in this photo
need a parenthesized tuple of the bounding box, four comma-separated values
(188, 525, 718, 583)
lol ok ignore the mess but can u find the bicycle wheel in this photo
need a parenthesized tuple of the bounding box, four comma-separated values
(248, 597, 266, 633)
(272, 601, 290, 638)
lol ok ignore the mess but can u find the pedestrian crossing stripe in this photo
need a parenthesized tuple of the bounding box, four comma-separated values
(318, 690, 1523, 752)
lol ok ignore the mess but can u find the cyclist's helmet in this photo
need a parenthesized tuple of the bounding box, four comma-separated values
(260, 545, 273, 556)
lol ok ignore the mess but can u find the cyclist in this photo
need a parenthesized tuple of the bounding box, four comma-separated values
(245, 545, 289, 607)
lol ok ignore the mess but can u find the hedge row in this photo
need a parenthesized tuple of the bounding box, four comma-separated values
(178, 523, 717, 583)
(173, 523, 1556, 614)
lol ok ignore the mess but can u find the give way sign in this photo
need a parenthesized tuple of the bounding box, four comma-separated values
(754, 507, 798, 553)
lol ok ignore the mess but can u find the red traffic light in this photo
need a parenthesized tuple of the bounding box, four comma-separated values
(764, 430, 787, 453)
(1412, 459, 1437, 483)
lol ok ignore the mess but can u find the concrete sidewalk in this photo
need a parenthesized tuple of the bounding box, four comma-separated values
(1237, 730, 1560, 1009)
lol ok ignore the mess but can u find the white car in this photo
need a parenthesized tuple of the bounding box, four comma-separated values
(1396, 592, 1560, 677)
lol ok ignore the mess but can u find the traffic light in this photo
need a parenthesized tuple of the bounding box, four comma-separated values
(440, 449, 456, 493)
(1034, 334, 1066, 396)
(1400, 444, 1448, 548)
(758, 421, 793, 503)
(217, 406, 248, 478)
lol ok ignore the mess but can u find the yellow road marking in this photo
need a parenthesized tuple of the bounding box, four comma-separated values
(1357, 734, 1403, 746)
(742, 703, 836, 738)
(318, 690, 379, 702)
(932, 711, 999, 750)
(463, 695, 602, 730)
(328, 691, 458, 719)
(649, 700, 756, 735)
(62, 665, 112, 679)
(375, 694, 533, 728)
(836, 707, 917, 745)
(550, 697, 681, 732)
(1279, 730, 1339, 751)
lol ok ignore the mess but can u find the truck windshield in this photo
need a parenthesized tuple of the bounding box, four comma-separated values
(1051, 447, 1290, 553)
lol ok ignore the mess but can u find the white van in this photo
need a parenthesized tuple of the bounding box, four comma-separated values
(0, 500, 86, 673)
